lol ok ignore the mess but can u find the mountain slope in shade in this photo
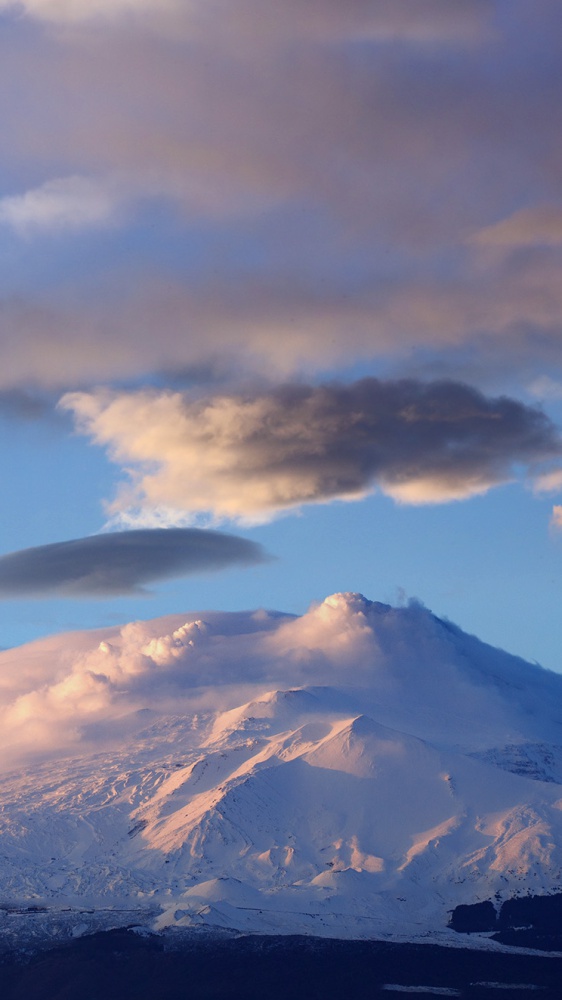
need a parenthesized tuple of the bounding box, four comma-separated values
(0, 593, 562, 945)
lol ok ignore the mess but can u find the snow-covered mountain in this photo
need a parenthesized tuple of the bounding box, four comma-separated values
(1, 592, 562, 947)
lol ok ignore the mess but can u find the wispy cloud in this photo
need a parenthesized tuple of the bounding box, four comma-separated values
(528, 376, 562, 401)
(60, 379, 562, 523)
(0, 175, 123, 235)
(533, 469, 562, 495)
(0, 0, 179, 25)
(0, 528, 268, 597)
(551, 506, 562, 530)
(471, 205, 562, 249)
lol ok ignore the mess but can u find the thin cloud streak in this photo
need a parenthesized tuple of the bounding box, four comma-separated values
(0, 529, 269, 597)
(60, 379, 562, 523)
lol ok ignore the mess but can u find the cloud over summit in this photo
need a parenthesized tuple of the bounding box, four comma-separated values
(0, 590, 554, 763)
(61, 378, 562, 523)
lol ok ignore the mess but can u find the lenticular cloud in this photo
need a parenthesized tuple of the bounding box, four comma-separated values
(0, 528, 268, 597)
(61, 378, 562, 523)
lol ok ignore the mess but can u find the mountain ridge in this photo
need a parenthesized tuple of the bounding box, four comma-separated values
(0, 593, 561, 947)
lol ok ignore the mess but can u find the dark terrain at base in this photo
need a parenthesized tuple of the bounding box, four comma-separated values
(450, 891, 562, 950)
(1, 930, 561, 1000)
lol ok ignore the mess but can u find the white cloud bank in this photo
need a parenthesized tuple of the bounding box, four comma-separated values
(60, 378, 562, 523)
(0, 594, 375, 758)
(0, 591, 555, 764)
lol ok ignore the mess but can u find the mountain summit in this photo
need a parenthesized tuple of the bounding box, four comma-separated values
(0, 593, 561, 946)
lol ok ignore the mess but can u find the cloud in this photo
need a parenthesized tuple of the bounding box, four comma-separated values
(0, 594, 364, 757)
(0, 0, 179, 24)
(5, 246, 562, 392)
(59, 378, 562, 523)
(0, 3, 559, 392)
(0, 2, 560, 397)
(0, 0, 489, 41)
(0, 175, 123, 234)
(0, 388, 56, 420)
(471, 205, 562, 249)
(0, 528, 268, 597)
(552, 506, 562, 530)
(533, 469, 562, 495)
(0, 590, 543, 763)
(0, 0, 494, 223)
(529, 376, 562, 401)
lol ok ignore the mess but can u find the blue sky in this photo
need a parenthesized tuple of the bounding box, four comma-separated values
(1, 0, 562, 672)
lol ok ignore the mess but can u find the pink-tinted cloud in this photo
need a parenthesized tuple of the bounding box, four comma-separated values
(60, 378, 562, 523)
(551, 505, 562, 530)
(0, 589, 553, 763)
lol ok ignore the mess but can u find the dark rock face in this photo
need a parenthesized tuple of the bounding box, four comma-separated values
(450, 891, 562, 949)
(448, 900, 498, 933)
(498, 892, 562, 930)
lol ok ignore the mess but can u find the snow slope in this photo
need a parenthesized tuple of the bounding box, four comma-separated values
(0, 593, 562, 944)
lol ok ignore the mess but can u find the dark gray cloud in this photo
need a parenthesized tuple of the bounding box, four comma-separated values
(0, 529, 269, 597)
(61, 379, 562, 520)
